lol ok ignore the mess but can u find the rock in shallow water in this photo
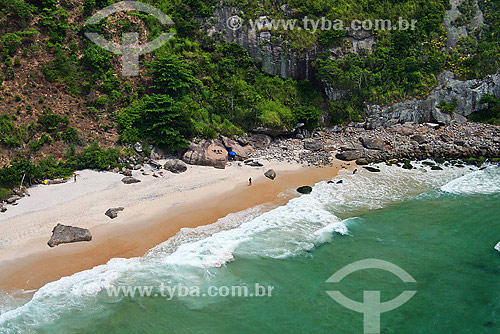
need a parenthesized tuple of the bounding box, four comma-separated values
(363, 166, 381, 173)
(297, 186, 313, 194)
(336, 150, 364, 161)
(47, 224, 92, 247)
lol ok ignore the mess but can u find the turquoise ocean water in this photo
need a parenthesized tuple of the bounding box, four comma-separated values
(1, 163, 500, 333)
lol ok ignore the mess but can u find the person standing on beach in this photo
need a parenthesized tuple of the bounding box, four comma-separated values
(74, 174, 77, 183)
(248, 178, 252, 186)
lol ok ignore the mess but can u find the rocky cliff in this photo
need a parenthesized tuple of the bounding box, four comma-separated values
(205, 7, 374, 81)
(366, 70, 500, 128)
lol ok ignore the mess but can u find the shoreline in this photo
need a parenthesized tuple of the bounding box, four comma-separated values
(0, 161, 349, 291)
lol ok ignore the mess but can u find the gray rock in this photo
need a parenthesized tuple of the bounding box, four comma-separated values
(247, 161, 264, 167)
(356, 158, 369, 165)
(363, 166, 381, 173)
(235, 136, 249, 146)
(105, 207, 124, 219)
(150, 147, 166, 160)
(121, 176, 141, 184)
(149, 160, 163, 169)
(6, 195, 21, 204)
(431, 108, 452, 125)
(221, 136, 254, 160)
(304, 139, 323, 151)
(249, 134, 272, 149)
(122, 169, 132, 177)
(336, 150, 364, 161)
(411, 135, 428, 144)
(359, 137, 386, 150)
(134, 142, 143, 153)
(264, 169, 276, 180)
(366, 69, 500, 127)
(252, 127, 294, 137)
(47, 224, 92, 247)
(164, 159, 188, 174)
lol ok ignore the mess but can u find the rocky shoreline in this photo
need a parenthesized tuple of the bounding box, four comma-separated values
(250, 121, 500, 167)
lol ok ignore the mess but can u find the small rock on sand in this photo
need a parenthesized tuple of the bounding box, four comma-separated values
(105, 207, 124, 219)
(121, 176, 141, 184)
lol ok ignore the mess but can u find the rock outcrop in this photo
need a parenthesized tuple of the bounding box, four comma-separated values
(366, 70, 500, 127)
(205, 7, 374, 81)
(221, 136, 254, 160)
(182, 139, 228, 169)
(47, 224, 92, 247)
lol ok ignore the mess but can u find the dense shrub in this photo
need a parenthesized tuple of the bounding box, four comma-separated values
(118, 94, 194, 152)
(37, 111, 69, 132)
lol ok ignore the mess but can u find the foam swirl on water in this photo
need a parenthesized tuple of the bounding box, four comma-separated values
(441, 166, 500, 195)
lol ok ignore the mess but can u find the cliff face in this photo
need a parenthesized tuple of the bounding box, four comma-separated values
(366, 70, 500, 127)
(205, 4, 497, 127)
(205, 6, 320, 81)
(205, 7, 374, 81)
(443, 0, 484, 48)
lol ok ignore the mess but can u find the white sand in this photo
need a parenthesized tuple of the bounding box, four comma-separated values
(0, 161, 302, 263)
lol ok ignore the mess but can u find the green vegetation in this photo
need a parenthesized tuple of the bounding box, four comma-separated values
(468, 94, 500, 124)
(0, 0, 499, 192)
(437, 101, 457, 114)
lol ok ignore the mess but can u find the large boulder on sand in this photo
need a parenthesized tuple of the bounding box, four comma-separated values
(221, 136, 255, 161)
(182, 139, 228, 169)
(47, 223, 92, 247)
(164, 159, 188, 173)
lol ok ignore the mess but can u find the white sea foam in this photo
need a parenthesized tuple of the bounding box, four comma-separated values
(0, 163, 476, 332)
(441, 166, 500, 195)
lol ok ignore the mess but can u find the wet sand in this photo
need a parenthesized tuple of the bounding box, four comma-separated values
(0, 162, 350, 291)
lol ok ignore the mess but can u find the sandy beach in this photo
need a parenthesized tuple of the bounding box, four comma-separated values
(0, 160, 348, 291)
